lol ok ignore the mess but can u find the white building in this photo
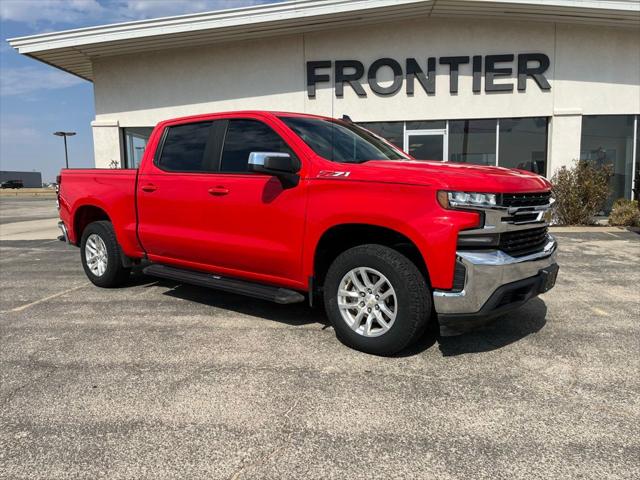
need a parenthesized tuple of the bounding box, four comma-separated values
(8, 0, 640, 201)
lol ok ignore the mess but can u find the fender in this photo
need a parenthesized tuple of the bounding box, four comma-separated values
(303, 201, 478, 290)
(69, 198, 143, 258)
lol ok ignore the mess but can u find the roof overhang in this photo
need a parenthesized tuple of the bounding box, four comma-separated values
(7, 0, 640, 82)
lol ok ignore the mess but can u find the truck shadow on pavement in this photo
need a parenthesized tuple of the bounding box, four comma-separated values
(436, 298, 548, 357)
(135, 272, 548, 356)
(142, 275, 327, 327)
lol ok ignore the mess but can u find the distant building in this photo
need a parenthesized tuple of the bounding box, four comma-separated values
(0, 171, 43, 188)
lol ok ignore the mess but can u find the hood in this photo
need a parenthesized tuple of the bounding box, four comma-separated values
(331, 160, 551, 193)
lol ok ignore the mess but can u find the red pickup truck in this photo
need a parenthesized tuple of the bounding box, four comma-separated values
(57, 111, 558, 355)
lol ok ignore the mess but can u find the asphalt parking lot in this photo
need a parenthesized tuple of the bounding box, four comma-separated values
(0, 196, 59, 240)
(1, 197, 639, 479)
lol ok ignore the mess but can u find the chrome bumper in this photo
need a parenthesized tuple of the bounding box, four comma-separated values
(57, 221, 71, 244)
(433, 236, 558, 315)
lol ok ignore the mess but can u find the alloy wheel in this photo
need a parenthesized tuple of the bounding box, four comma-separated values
(85, 233, 108, 277)
(337, 267, 397, 337)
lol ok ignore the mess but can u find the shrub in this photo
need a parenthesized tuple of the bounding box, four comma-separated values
(551, 159, 611, 225)
(609, 199, 640, 227)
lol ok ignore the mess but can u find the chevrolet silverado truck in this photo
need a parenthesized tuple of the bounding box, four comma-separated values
(57, 111, 558, 355)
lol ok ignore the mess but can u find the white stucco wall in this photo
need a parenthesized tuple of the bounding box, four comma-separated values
(92, 34, 305, 127)
(91, 120, 122, 169)
(91, 17, 640, 178)
(553, 23, 640, 116)
(548, 113, 583, 172)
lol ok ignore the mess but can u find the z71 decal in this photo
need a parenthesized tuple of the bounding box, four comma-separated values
(318, 170, 351, 178)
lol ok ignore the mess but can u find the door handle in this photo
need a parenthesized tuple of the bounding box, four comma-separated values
(141, 184, 158, 193)
(208, 186, 229, 196)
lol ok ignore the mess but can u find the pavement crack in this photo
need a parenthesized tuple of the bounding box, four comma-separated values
(228, 398, 300, 480)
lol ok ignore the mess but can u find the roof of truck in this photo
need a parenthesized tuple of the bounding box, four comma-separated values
(155, 110, 337, 126)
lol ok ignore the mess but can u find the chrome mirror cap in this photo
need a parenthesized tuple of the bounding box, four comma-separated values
(248, 152, 291, 167)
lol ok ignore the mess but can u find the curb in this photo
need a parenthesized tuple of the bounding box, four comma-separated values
(550, 226, 634, 233)
(0, 192, 56, 197)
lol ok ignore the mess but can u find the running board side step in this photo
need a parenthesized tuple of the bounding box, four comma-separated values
(142, 264, 305, 304)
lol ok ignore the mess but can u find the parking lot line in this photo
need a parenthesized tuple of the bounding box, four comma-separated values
(590, 306, 610, 317)
(6, 284, 86, 313)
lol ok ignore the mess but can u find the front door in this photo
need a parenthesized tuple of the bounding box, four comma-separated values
(404, 129, 447, 161)
(136, 117, 307, 287)
(198, 118, 307, 284)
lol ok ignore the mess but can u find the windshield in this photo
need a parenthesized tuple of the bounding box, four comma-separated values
(280, 116, 409, 163)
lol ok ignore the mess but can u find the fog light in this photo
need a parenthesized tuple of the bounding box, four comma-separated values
(457, 234, 500, 249)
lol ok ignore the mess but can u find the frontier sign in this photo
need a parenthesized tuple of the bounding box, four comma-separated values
(306, 53, 551, 98)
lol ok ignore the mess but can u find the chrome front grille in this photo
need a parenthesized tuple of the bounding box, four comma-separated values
(500, 212, 541, 224)
(497, 191, 554, 225)
(499, 226, 549, 257)
(457, 189, 554, 258)
(501, 192, 552, 208)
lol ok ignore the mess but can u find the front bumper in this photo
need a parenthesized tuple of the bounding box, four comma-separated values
(433, 236, 558, 336)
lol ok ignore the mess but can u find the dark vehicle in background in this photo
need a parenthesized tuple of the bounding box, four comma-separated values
(1, 180, 24, 189)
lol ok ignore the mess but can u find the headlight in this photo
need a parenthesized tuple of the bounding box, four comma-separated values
(437, 191, 497, 209)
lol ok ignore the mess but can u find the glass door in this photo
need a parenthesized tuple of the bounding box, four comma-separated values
(404, 128, 447, 161)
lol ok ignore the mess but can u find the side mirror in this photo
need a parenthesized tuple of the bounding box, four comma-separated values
(248, 152, 301, 188)
(248, 152, 300, 174)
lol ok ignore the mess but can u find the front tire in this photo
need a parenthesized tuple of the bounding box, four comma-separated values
(80, 221, 130, 288)
(324, 244, 431, 356)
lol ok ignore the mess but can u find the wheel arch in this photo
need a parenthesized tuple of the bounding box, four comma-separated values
(312, 223, 430, 289)
(73, 204, 111, 245)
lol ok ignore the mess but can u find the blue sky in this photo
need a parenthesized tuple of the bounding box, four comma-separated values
(0, 0, 279, 182)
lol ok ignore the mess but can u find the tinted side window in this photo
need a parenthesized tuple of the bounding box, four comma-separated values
(158, 122, 213, 172)
(220, 120, 293, 173)
(280, 117, 407, 163)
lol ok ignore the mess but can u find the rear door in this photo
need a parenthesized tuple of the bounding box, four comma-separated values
(136, 119, 226, 265)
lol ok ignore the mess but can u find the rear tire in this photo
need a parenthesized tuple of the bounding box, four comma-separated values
(80, 221, 130, 288)
(324, 244, 431, 356)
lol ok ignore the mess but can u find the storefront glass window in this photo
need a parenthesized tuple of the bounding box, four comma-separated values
(580, 115, 635, 206)
(448, 119, 496, 166)
(407, 134, 444, 160)
(357, 122, 404, 149)
(356, 117, 551, 173)
(122, 127, 153, 168)
(499, 117, 548, 175)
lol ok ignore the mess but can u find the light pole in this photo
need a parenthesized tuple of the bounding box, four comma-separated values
(53, 131, 76, 169)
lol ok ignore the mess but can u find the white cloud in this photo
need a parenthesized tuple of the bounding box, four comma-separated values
(0, 0, 104, 25)
(113, 1, 267, 21)
(0, 1, 274, 96)
(0, 0, 272, 26)
(0, 66, 85, 96)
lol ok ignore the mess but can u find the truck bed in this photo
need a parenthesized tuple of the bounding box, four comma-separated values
(58, 169, 142, 256)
